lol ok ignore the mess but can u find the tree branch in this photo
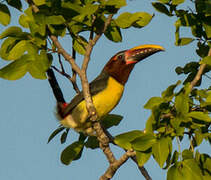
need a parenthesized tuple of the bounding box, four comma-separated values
(190, 48, 211, 89)
(49, 35, 82, 77)
(100, 150, 136, 180)
(102, 128, 152, 180)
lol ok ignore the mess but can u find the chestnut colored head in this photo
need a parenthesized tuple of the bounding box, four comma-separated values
(103, 44, 164, 85)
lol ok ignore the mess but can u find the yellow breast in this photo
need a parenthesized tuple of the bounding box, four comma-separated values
(61, 76, 124, 132)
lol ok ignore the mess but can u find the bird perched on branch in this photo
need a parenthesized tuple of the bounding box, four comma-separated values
(57, 44, 164, 134)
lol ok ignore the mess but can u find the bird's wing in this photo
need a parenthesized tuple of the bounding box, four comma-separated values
(62, 71, 109, 117)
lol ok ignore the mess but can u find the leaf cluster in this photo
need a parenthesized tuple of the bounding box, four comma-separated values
(0, 0, 153, 80)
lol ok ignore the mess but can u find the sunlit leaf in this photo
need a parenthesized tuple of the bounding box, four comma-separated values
(131, 133, 156, 151)
(104, 22, 122, 42)
(136, 150, 152, 166)
(114, 130, 143, 150)
(200, 56, 211, 66)
(182, 149, 193, 160)
(188, 111, 211, 122)
(0, 26, 22, 39)
(0, 55, 29, 80)
(73, 36, 88, 55)
(172, 0, 185, 5)
(105, 0, 126, 8)
(45, 15, 65, 25)
(144, 97, 164, 109)
(152, 137, 171, 167)
(175, 38, 194, 46)
(0, 3, 10, 26)
(33, 0, 46, 6)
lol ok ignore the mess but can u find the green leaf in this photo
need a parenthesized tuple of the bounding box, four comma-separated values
(171, 150, 179, 164)
(114, 130, 143, 150)
(33, 0, 46, 6)
(151, 2, 171, 16)
(101, 114, 123, 129)
(73, 36, 88, 55)
(0, 3, 10, 26)
(172, 0, 185, 5)
(196, 43, 209, 58)
(81, 4, 98, 15)
(167, 163, 184, 180)
(188, 112, 211, 122)
(144, 97, 164, 109)
(6, 0, 22, 11)
(131, 133, 156, 151)
(175, 92, 189, 114)
(136, 151, 152, 166)
(0, 55, 29, 80)
(162, 80, 181, 100)
(182, 159, 203, 180)
(0, 26, 22, 39)
(60, 131, 68, 144)
(19, 14, 30, 28)
(200, 56, 211, 66)
(0, 37, 19, 60)
(105, 0, 126, 8)
(45, 15, 65, 25)
(145, 115, 155, 133)
(7, 40, 28, 60)
(167, 160, 203, 180)
(47, 127, 65, 143)
(152, 137, 171, 168)
(115, 12, 152, 29)
(28, 50, 52, 79)
(194, 130, 203, 146)
(175, 38, 194, 46)
(115, 12, 133, 29)
(132, 12, 153, 28)
(84, 136, 99, 149)
(61, 141, 84, 165)
(104, 22, 122, 42)
(48, 25, 66, 37)
(158, 0, 170, 3)
(182, 149, 193, 160)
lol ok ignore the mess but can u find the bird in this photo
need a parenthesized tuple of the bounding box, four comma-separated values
(57, 44, 164, 135)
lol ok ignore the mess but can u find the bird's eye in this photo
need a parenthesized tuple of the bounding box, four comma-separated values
(118, 55, 123, 60)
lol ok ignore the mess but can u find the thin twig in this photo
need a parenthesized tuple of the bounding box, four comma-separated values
(190, 48, 211, 89)
(51, 66, 80, 94)
(49, 35, 82, 76)
(58, 54, 65, 72)
(71, 45, 80, 94)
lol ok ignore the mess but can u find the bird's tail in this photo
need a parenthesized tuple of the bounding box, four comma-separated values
(47, 68, 67, 119)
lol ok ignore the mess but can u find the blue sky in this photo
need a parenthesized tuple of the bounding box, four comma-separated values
(0, 0, 210, 180)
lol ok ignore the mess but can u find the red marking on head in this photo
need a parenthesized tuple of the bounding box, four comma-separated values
(62, 103, 68, 109)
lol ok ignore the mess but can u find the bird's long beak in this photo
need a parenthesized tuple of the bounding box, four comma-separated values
(125, 44, 165, 65)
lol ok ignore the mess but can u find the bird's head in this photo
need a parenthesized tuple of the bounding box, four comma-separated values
(103, 44, 164, 85)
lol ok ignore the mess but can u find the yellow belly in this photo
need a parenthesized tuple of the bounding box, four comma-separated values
(61, 76, 124, 133)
